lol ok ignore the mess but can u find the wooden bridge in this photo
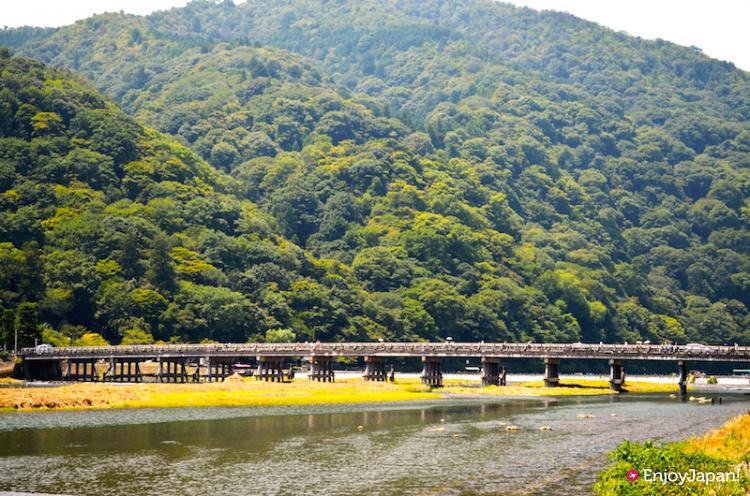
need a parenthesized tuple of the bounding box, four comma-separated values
(20, 342, 750, 395)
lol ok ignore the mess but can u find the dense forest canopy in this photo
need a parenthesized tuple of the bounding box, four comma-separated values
(1, 0, 749, 348)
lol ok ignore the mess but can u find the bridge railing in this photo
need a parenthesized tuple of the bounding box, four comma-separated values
(20, 342, 750, 361)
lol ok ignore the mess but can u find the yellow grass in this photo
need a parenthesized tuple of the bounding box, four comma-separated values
(0, 360, 15, 377)
(0, 376, 440, 411)
(0, 377, 23, 385)
(441, 378, 681, 397)
(686, 413, 750, 463)
(0, 376, 683, 411)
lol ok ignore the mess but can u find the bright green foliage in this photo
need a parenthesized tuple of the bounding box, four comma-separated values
(73, 332, 109, 347)
(0, 0, 749, 347)
(595, 440, 748, 495)
(41, 326, 72, 347)
(120, 327, 155, 345)
(30, 112, 63, 136)
(264, 328, 296, 343)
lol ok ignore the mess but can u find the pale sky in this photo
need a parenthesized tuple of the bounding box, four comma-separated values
(2, 0, 749, 71)
(507, 0, 750, 71)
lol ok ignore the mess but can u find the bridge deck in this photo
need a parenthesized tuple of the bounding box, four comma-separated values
(21, 342, 750, 362)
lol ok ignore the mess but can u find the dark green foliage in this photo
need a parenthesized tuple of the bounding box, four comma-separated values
(146, 234, 178, 294)
(0, 309, 14, 349)
(15, 302, 40, 348)
(0, 0, 749, 346)
(0, 51, 352, 344)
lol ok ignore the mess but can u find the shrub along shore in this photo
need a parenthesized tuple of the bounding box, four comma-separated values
(0, 376, 680, 411)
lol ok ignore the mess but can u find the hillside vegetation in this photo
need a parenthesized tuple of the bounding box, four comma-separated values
(1, 0, 749, 347)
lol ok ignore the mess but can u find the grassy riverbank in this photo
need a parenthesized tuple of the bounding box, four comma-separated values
(0, 358, 16, 378)
(448, 378, 680, 397)
(0, 377, 436, 410)
(595, 414, 750, 495)
(0, 376, 682, 411)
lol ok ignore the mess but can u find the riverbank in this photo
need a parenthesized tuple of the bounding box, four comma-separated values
(0, 358, 15, 378)
(0, 376, 685, 411)
(595, 414, 750, 495)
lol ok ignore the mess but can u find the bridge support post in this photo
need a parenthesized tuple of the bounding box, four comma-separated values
(134, 360, 143, 382)
(156, 357, 163, 383)
(22, 359, 62, 381)
(113, 359, 120, 382)
(363, 356, 387, 381)
(609, 359, 625, 391)
(105, 359, 143, 382)
(544, 358, 560, 387)
(157, 358, 189, 383)
(203, 357, 212, 382)
(65, 359, 98, 381)
(480, 357, 501, 386)
(105, 358, 115, 382)
(179, 360, 188, 383)
(203, 358, 231, 382)
(256, 356, 286, 382)
(678, 360, 688, 396)
(420, 357, 443, 388)
(309, 356, 335, 382)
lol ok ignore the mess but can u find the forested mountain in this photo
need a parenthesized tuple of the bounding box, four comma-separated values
(0, 50, 385, 347)
(1, 0, 749, 348)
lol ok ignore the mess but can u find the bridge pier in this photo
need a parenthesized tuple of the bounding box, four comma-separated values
(480, 357, 501, 386)
(105, 358, 143, 382)
(544, 358, 560, 387)
(609, 359, 625, 391)
(157, 358, 189, 383)
(22, 359, 62, 381)
(420, 357, 443, 388)
(363, 356, 387, 381)
(678, 360, 688, 396)
(203, 357, 231, 382)
(65, 359, 98, 381)
(309, 356, 335, 382)
(255, 356, 286, 382)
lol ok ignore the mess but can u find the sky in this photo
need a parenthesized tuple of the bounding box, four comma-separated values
(2, 0, 749, 71)
(1, 0, 192, 28)
(506, 0, 750, 71)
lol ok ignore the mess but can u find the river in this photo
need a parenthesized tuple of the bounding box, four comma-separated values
(0, 391, 748, 495)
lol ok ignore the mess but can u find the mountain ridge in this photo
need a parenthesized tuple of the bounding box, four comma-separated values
(0, 0, 749, 349)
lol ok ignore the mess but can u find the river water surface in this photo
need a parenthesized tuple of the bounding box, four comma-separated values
(1, 392, 749, 495)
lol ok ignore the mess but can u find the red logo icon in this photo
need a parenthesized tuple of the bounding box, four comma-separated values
(627, 469, 640, 482)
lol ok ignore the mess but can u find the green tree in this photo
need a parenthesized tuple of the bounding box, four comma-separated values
(121, 327, 155, 345)
(146, 234, 178, 294)
(15, 302, 40, 348)
(41, 326, 72, 347)
(264, 328, 296, 343)
(0, 308, 14, 350)
(73, 332, 110, 346)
